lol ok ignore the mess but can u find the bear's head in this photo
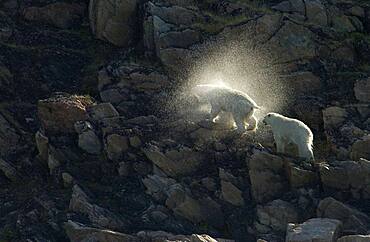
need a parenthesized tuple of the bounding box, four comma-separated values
(262, 112, 277, 125)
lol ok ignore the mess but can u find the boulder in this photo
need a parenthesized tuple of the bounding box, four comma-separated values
(64, 220, 137, 242)
(351, 136, 370, 160)
(322, 107, 348, 129)
(23, 2, 85, 29)
(220, 181, 244, 206)
(0, 158, 19, 182)
(248, 151, 288, 203)
(281, 71, 322, 94)
(89, 0, 138, 46)
(305, 0, 328, 26)
(75, 121, 102, 155)
(105, 134, 129, 161)
(354, 78, 370, 103)
(267, 21, 317, 63)
(256, 199, 300, 232)
(286, 162, 318, 188)
(338, 235, 370, 242)
(87, 103, 119, 121)
(286, 218, 342, 242)
(319, 159, 370, 199)
(317, 197, 370, 234)
(69, 185, 130, 231)
(143, 142, 204, 178)
(38, 93, 93, 135)
(35, 130, 49, 161)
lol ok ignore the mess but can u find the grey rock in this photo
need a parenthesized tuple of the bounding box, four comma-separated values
(23, 2, 85, 29)
(317, 197, 370, 234)
(286, 218, 342, 242)
(69, 185, 129, 231)
(87, 103, 119, 121)
(105, 134, 129, 161)
(220, 181, 244, 206)
(351, 136, 370, 161)
(76, 122, 102, 155)
(35, 130, 49, 161)
(322, 106, 348, 129)
(143, 142, 203, 177)
(354, 78, 370, 103)
(257, 199, 300, 232)
(64, 220, 137, 242)
(338, 235, 370, 242)
(89, 0, 138, 46)
(248, 151, 288, 203)
(0, 158, 19, 182)
(305, 0, 328, 26)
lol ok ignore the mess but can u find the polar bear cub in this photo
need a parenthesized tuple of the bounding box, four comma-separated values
(262, 112, 314, 161)
(192, 84, 260, 132)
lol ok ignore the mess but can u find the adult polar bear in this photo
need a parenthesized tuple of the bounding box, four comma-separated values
(192, 84, 261, 132)
(262, 112, 314, 161)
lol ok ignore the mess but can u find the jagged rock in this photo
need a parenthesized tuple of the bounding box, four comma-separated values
(220, 181, 244, 206)
(256, 199, 300, 232)
(323, 106, 348, 129)
(354, 78, 370, 117)
(38, 93, 94, 135)
(143, 175, 224, 227)
(129, 136, 141, 148)
(0, 158, 19, 182)
(75, 121, 102, 155)
(64, 220, 137, 242)
(286, 218, 342, 242)
(248, 151, 288, 203)
(48, 149, 61, 175)
(87, 103, 119, 121)
(143, 142, 204, 177)
(136, 230, 234, 242)
(286, 162, 318, 188)
(281, 71, 322, 94)
(0, 110, 21, 156)
(305, 0, 328, 26)
(35, 130, 49, 161)
(267, 21, 317, 63)
(23, 2, 85, 29)
(105, 134, 129, 161)
(317, 197, 370, 234)
(338, 235, 370, 242)
(89, 0, 138, 46)
(69, 185, 129, 231)
(62, 173, 74, 187)
(351, 136, 370, 160)
(319, 159, 370, 198)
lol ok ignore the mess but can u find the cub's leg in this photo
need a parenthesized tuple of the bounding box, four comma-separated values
(209, 104, 221, 121)
(246, 115, 257, 131)
(274, 135, 285, 153)
(234, 114, 246, 133)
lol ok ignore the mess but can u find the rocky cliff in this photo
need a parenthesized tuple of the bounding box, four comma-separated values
(1, 0, 370, 241)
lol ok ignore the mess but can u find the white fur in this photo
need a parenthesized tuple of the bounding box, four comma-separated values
(192, 84, 260, 132)
(262, 112, 314, 161)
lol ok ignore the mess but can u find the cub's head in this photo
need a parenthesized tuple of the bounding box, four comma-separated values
(262, 112, 277, 125)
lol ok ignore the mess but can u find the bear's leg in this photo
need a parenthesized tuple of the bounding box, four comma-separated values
(297, 143, 314, 161)
(274, 135, 283, 153)
(234, 114, 246, 133)
(210, 105, 221, 121)
(246, 115, 257, 131)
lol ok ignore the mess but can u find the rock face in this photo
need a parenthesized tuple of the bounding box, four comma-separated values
(338, 235, 370, 242)
(351, 137, 370, 161)
(64, 220, 137, 242)
(248, 151, 288, 203)
(323, 107, 348, 129)
(319, 159, 370, 199)
(317, 197, 370, 234)
(38, 93, 94, 135)
(69, 185, 130, 231)
(143, 142, 204, 178)
(256, 199, 300, 232)
(23, 2, 85, 29)
(89, 0, 138, 46)
(286, 218, 342, 242)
